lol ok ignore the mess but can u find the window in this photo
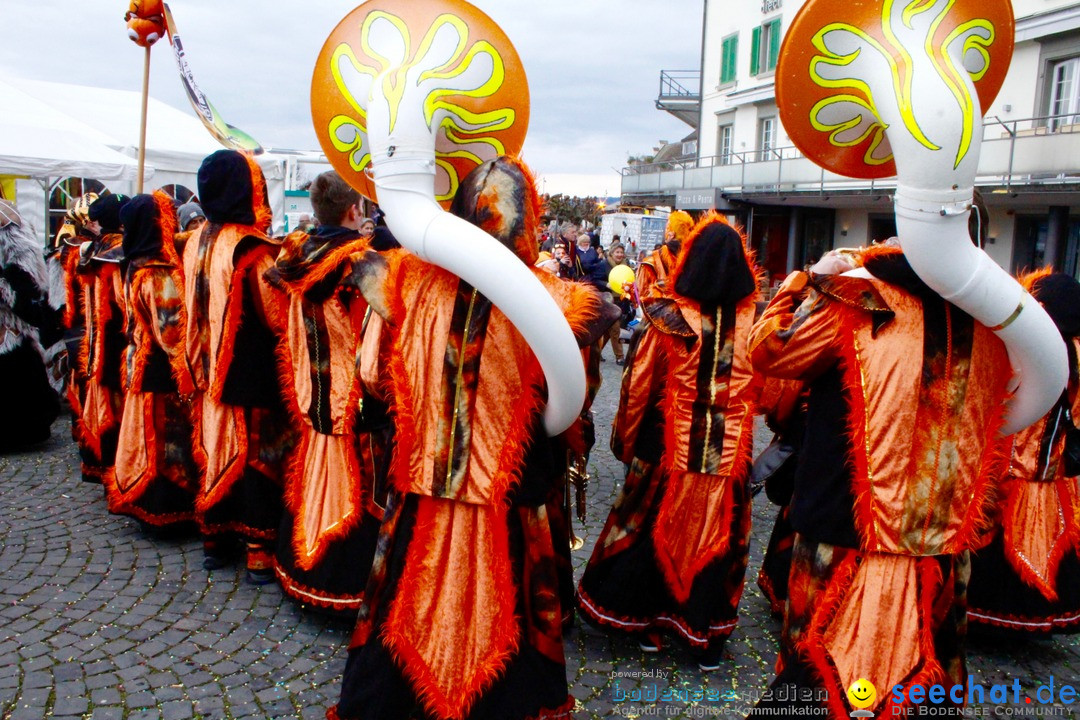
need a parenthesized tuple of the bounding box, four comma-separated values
(750, 18, 782, 76)
(1049, 57, 1080, 131)
(719, 125, 734, 165)
(758, 117, 776, 161)
(159, 184, 197, 205)
(720, 34, 738, 86)
(49, 177, 106, 243)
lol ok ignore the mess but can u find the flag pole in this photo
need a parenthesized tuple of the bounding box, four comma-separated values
(137, 45, 151, 193)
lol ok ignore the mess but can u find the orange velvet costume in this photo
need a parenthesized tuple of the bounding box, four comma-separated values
(268, 226, 386, 610)
(332, 157, 611, 720)
(183, 150, 291, 555)
(577, 214, 759, 656)
(747, 246, 1011, 718)
(634, 244, 677, 303)
(76, 233, 127, 486)
(968, 271, 1080, 633)
(109, 192, 198, 527)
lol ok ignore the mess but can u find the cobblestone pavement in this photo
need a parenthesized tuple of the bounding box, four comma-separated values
(2, 350, 1080, 719)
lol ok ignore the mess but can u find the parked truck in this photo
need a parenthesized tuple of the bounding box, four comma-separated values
(598, 212, 668, 258)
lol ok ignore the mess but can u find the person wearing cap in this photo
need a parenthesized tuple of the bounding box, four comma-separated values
(636, 210, 692, 303)
(263, 170, 386, 611)
(182, 149, 291, 583)
(174, 201, 206, 264)
(77, 193, 130, 484)
(0, 200, 61, 450)
(108, 192, 197, 530)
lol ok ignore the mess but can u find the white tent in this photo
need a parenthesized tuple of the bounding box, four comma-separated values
(1, 77, 285, 245)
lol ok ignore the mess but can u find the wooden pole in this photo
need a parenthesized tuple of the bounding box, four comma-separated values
(137, 45, 151, 193)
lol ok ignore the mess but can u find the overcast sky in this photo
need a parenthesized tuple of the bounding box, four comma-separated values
(0, 1, 703, 197)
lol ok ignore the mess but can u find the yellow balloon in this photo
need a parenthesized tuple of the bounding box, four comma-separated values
(608, 264, 635, 297)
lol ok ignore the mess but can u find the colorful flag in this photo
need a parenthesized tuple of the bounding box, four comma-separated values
(163, 3, 263, 154)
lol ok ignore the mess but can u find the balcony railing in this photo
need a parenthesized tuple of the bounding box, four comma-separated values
(621, 114, 1080, 197)
(658, 70, 700, 100)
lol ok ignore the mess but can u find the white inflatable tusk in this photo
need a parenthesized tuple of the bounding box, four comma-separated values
(366, 72, 586, 436)
(895, 186, 1068, 434)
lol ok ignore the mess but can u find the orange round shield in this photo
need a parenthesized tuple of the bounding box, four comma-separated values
(311, 0, 529, 207)
(777, 0, 1014, 179)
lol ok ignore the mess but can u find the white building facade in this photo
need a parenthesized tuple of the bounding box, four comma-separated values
(623, 0, 1080, 285)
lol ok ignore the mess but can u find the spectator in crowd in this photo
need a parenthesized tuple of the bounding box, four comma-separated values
(359, 217, 375, 238)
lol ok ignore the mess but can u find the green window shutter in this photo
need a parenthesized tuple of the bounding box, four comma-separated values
(767, 19, 782, 71)
(721, 36, 737, 84)
(750, 26, 761, 76)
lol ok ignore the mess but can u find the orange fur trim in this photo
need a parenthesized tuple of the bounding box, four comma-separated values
(382, 500, 520, 720)
(62, 248, 82, 329)
(1000, 478, 1071, 601)
(948, 400, 1009, 554)
(1018, 265, 1055, 293)
(833, 305, 879, 552)
(209, 248, 266, 402)
(274, 564, 364, 610)
(244, 154, 273, 235)
(797, 555, 862, 720)
(490, 353, 546, 504)
(287, 239, 368, 299)
(152, 190, 181, 267)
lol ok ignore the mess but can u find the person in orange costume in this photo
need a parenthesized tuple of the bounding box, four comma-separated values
(635, 209, 693, 303)
(266, 170, 386, 611)
(108, 192, 198, 529)
(967, 270, 1080, 634)
(577, 214, 760, 670)
(747, 243, 1012, 718)
(183, 149, 292, 582)
(54, 194, 98, 448)
(330, 156, 614, 720)
(78, 194, 131, 486)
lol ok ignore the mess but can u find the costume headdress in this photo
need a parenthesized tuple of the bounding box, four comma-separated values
(778, 0, 1065, 433)
(312, 0, 584, 435)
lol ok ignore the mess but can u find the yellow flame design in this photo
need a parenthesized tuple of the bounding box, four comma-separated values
(808, 0, 995, 170)
(325, 10, 516, 202)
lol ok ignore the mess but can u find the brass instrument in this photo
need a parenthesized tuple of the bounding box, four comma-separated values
(565, 452, 589, 550)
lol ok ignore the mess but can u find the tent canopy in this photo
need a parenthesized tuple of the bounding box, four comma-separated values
(0, 79, 142, 181)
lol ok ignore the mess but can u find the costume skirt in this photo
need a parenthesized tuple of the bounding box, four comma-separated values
(108, 391, 197, 527)
(331, 492, 572, 720)
(576, 456, 752, 651)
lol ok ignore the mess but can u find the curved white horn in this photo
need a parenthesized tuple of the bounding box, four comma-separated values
(366, 74, 585, 437)
(781, 0, 1066, 433)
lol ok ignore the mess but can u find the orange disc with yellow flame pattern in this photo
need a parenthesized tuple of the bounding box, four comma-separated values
(776, 0, 1013, 179)
(311, 0, 529, 207)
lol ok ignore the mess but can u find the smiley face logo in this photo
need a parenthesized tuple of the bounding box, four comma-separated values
(847, 678, 877, 710)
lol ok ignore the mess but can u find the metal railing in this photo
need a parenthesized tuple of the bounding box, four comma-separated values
(657, 70, 701, 100)
(621, 114, 1080, 197)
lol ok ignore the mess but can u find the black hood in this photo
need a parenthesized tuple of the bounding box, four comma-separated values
(671, 220, 755, 306)
(88, 194, 131, 234)
(120, 193, 174, 265)
(1031, 272, 1080, 339)
(197, 149, 268, 227)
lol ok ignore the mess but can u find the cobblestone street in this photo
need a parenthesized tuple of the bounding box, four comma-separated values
(3, 352, 1080, 719)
